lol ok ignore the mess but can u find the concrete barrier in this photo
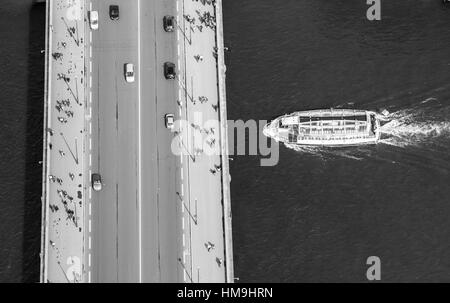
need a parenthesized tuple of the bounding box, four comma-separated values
(215, 0, 234, 283)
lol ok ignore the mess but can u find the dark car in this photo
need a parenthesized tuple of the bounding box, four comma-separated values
(91, 173, 102, 191)
(164, 62, 176, 79)
(109, 5, 119, 20)
(163, 15, 175, 32)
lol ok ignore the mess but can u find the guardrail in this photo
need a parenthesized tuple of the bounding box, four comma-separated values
(214, 0, 234, 283)
(40, 0, 52, 283)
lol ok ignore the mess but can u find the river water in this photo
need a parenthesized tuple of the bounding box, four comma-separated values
(223, 0, 450, 282)
(1, 0, 450, 282)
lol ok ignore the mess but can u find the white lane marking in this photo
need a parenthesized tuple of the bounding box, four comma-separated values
(88, 271, 91, 283)
(182, 217, 185, 230)
(89, 45, 92, 58)
(176, 1, 179, 12)
(137, 0, 143, 283)
(90, 31, 92, 44)
(89, 254, 91, 267)
(90, 2, 92, 10)
(89, 154, 92, 166)
(89, 219, 91, 232)
(89, 75, 92, 88)
(89, 236, 91, 249)
(89, 200, 91, 215)
(89, 61, 92, 76)
(89, 91, 92, 104)
(89, 137, 92, 150)
(182, 233, 185, 246)
(181, 184, 184, 196)
(89, 121, 92, 134)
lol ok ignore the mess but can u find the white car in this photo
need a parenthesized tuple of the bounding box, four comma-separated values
(165, 114, 174, 130)
(124, 63, 135, 83)
(89, 11, 99, 30)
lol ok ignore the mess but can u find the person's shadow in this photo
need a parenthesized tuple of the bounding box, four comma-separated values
(23, 1, 46, 283)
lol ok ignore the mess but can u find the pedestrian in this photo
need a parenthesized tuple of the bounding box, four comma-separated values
(216, 257, 223, 267)
(205, 241, 215, 252)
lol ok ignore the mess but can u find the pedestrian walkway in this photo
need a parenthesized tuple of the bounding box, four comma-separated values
(41, 0, 86, 283)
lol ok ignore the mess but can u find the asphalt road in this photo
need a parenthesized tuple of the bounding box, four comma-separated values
(89, 0, 181, 282)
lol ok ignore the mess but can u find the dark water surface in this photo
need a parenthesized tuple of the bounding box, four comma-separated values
(1, 0, 450, 282)
(224, 0, 450, 282)
(0, 0, 44, 282)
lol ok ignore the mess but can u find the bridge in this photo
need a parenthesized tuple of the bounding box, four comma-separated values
(40, 0, 233, 283)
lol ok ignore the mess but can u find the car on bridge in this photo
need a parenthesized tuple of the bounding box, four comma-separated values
(109, 5, 119, 20)
(124, 63, 135, 83)
(89, 11, 99, 30)
(165, 114, 174, 130)
(164, 62, 176, 79)
(91, 173, 102, 191)
(163, 16, 175, 32)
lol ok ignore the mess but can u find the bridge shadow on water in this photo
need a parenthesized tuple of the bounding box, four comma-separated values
(23, 1, 45, 283)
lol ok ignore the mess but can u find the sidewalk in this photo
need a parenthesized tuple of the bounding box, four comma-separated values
(176, 0, 233, 282)
(41, 0, 86, 283)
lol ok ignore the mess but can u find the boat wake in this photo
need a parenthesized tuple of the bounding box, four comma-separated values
(379, 100, 450, 148)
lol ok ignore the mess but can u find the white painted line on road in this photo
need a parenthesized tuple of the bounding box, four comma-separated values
(89, 137, 92, 150)
(89, 91, 92, 104)
(89, 200, 91, 215)
(181, 184, 184, 197)
(89, 236, 91, 249)
(176, 1, 179, 12)
(90, 2, 92, 10)
(137, 0, 143, 283)
(89, 254, 91, 267)
(89, 45, 92, 58)
(88, 271, 91, 283)
(89, 61, 92, 75)
(182, 233, 185, 246)
(89, 31, 92, 44)
(89, 219, 91, 233)
(89, 75, 92, 88)
(182, 217, 185, 230)
(89, 121, 92, 134)
(89, 154, 92, 166)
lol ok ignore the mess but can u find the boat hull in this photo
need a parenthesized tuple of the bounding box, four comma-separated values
(263, 109, 381, 146)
